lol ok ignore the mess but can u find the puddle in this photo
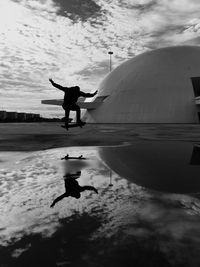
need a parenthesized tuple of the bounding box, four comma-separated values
(1, 143, 200, 266)
(99, 141, 200, 193)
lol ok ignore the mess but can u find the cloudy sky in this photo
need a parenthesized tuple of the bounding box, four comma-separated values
(1, 0, 200, 117)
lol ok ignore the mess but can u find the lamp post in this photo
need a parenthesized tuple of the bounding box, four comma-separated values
(109, 170, 113, 187)
(108, 51, 113, 72)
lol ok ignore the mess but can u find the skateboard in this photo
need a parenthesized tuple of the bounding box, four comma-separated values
(61, 122, 86, 130)
(61, 154, 86, 160)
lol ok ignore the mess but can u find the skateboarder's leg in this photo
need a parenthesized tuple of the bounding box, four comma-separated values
(74, 104, 81, 123)
(50, 192, 68, 207)
(79, 186, 98, 194)
(71, 104, 83, 124)
(64, 108, 70, 126)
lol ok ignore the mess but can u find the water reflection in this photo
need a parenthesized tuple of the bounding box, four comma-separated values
(99, 141, 200, 193)
(2, 145, 200, 266)
(190, 144, 200, 165)
(50, 171, 98, 207)
(61, 154, 87, 160)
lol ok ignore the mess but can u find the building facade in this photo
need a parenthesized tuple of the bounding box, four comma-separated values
(84, 46, 200, 123)
(0, 111, 7, 121)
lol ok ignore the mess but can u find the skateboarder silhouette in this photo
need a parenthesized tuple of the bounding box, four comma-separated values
(49, 78, 97, 127)
(50, 171, 98, 207)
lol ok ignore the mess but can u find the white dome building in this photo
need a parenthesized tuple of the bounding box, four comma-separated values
(84, 46, 200, 123)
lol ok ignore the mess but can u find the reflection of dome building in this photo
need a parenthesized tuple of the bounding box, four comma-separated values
(99, 142, 200, 193)
(84, 46, 200, 123)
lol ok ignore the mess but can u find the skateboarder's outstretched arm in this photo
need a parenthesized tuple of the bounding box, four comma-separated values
(49, 78, 66, 92)
(80, 90, 98, 98)
(80, 186, 98, 194)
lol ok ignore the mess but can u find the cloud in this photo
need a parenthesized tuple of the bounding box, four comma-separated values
(183, 36, 200, 46)
(1, 0, 200, 116)
(2, 146, 200, 267)
(52, 0, 102, 21)
(118, 0, 158, 11)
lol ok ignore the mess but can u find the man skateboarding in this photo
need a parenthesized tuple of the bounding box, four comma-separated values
(50, 171, 98, 207)
(49, 78, 98, 127)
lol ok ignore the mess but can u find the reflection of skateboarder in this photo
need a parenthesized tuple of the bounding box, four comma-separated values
(50, 171, 98, 207)
(49, 78, 97, 127)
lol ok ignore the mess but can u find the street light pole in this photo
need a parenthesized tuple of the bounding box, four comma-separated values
(108, 51, 113, 72)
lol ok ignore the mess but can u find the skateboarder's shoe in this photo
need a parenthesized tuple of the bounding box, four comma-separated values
(94, 188, 98, 194)
(77, 120, 85, 125)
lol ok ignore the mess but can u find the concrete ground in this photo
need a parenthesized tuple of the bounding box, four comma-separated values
(1, 122, 200, 151)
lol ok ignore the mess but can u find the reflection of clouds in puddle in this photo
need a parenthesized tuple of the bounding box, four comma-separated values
(12, 243, 31, 258)
(0, 152, 32, 169)
(90, 192, 200, 266)
(0, 147, 116, 245)
(1, 145, 200, 265)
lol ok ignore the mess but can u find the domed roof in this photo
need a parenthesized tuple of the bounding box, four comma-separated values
(85, 46, 200, 123)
